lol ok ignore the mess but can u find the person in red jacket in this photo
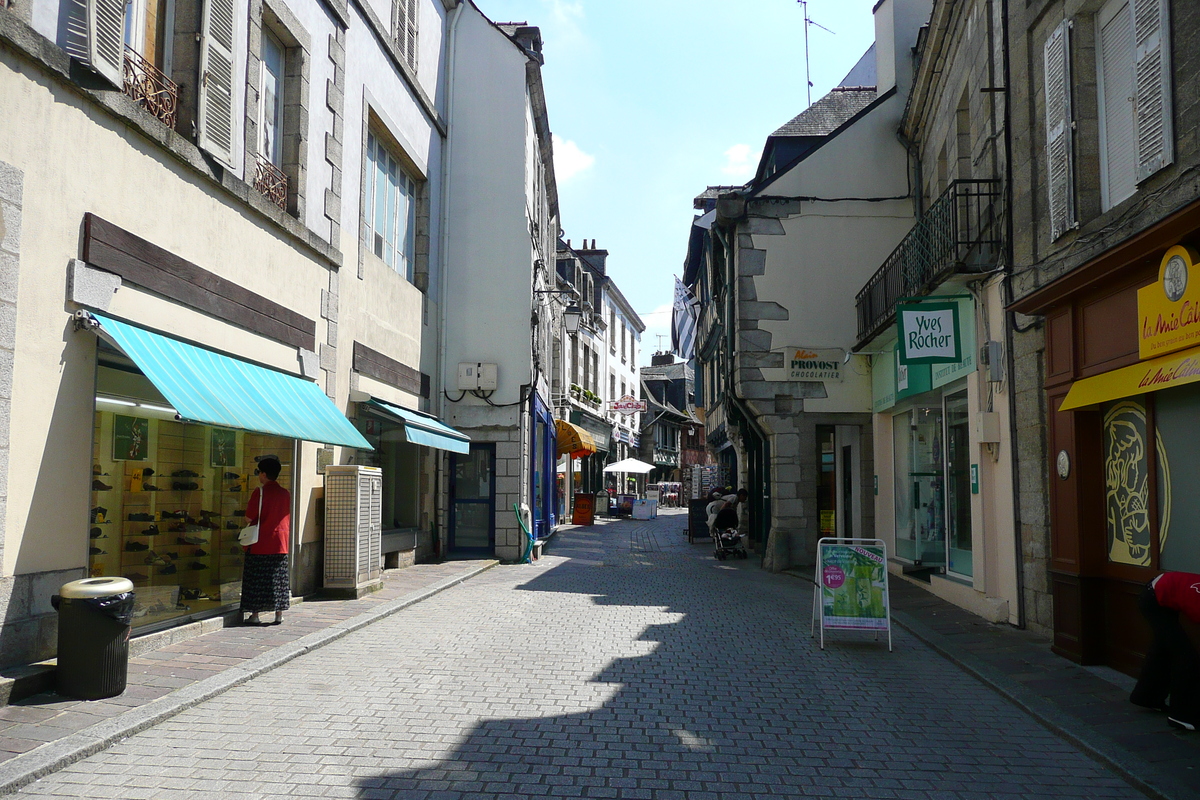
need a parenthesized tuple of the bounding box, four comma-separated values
(1130, 571, 1200, 731)
(240, 455, 290, 626)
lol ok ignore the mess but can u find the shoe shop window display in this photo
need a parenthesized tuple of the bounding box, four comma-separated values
(239, 455, 291, 626)
(1130, 572, 1200, 732)
(90, 373, 294, 627)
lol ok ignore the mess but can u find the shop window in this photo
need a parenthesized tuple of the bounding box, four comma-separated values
(1102, 397, 1152, 567)
(90, 363, 293, 628)
(817, 426, 836, 537)
(944, 391, 973, 577)
(1154, 384, 1200, 573)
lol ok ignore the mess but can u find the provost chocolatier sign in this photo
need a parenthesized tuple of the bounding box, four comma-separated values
(896, 302, 962, 365)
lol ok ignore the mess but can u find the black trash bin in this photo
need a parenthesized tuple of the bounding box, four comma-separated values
(51, 577, 135, 700)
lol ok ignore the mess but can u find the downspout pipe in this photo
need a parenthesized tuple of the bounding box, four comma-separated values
(436, 0, 465, 560)
(998, 0, 1027, 630)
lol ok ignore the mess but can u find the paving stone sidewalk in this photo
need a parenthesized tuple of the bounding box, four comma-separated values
(3, 509, 1165, 799)
(0, 558, 495, 768)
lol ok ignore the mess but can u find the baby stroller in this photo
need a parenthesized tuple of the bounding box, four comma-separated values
(713, 527, 748, 560)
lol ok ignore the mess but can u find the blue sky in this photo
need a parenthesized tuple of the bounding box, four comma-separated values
(475, 0, 881, 353)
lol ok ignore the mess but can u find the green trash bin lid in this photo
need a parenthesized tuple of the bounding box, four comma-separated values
(59, 577, 134, 598)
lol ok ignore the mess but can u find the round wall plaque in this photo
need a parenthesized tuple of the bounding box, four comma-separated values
(1056, 449, 1071, 480)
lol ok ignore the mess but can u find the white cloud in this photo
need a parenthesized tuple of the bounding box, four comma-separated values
(721, 144, 758, 179)
(553, 134, 596, 183)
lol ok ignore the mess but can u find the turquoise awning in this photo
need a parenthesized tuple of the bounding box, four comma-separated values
(90, 313, 371, 450)
(366, 398, 470, 454)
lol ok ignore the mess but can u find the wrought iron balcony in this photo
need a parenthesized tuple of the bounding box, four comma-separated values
(254, 155, 289, 211)
(122, 47, 178, 128)
(855, 179, 1002, 343)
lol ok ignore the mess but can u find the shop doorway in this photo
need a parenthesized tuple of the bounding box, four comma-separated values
(449, 444, 495, 555)
(893, 388, 973, 576)
(817, 426, 862, 540)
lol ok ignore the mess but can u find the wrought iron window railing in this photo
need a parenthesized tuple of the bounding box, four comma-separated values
(122, 47, 179, 129)
(855, 179, 1002, 343)
(254, 155, 289, 211)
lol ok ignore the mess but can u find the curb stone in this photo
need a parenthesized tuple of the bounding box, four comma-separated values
(0, 560, 499, 796)
(785, 569, 1196, 800)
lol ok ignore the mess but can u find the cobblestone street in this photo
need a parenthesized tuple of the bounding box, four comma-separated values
(15, 511, 1146, 799)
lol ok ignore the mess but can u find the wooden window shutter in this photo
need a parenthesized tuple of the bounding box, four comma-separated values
(1044, 20, 1075, 242)
(85, 0, 126, 87)
(1133, 0, 1173, 181)
(406, 0, 419, 71)
(197, 0, 237, 169)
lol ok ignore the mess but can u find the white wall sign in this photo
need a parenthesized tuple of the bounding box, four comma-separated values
(787, 348, 844, 382)
(609, 395, 647, 414)
(897, 302, 962, 364)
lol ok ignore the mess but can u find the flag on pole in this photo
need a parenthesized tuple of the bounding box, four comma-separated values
(672, 277, 700, 358)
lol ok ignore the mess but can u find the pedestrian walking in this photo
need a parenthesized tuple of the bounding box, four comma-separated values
(241, 455, 291, 626)
(1130, 571, 1200, 731)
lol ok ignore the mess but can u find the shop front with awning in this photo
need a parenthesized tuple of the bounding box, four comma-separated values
(1011, 234, 1200, 674)
(354, 397, 470, 559)
(80, 312, 370, 630)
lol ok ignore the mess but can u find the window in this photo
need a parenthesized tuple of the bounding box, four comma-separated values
(260, 30, 285, 167)
(582, 344, 591, 394)
(620, 379, 626, 399)
(621, 322, 626, 363)
(591, 350, 597, 393)
(610, 373, 616, 401)
(364, 131, 418, 281)
(610, 310, 616, 352)
(570, 334, 579, 386)
(393, 0, 418, 71)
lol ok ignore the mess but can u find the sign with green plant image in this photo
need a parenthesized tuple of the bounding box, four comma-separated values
(811, 538, 893, 651)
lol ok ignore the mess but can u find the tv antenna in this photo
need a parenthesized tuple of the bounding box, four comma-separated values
(656, 334, 668, 352)
(797, 1, 836, 107)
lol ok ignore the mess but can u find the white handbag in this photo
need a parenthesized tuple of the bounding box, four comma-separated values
(238, 489, 264, 547)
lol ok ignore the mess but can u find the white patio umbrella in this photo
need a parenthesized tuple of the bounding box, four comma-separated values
(602, 458, 655, 474)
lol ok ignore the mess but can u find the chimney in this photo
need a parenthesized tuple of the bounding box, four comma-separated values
(651, 353, 675, 366)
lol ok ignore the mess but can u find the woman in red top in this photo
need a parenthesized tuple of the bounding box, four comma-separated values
(1131, 571, 1200, 731)
(240, 455, 291, 626)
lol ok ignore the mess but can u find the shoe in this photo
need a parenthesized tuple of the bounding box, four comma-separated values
(231, 509, 246, 517)
(194, 548, 208, 557)
(169, 522, 186, 532)
(89, 547, 106, 555)
(172, 482, 199, 491)
(128, 512, 154, 521)
(164, 551, 180, 560)
(224, 472, 240, 479)
(143, 525, 159, 535)
(1168, 716, 1198, 732)
(91, 507, 108, 523)
(90, 527, 105, 539)
(125, 541, 149, 552)
(178, 535, 205, 545)
(161, 510, 185, 520)
(125, 572, 149, 582)
(225, 521, 240, 530)
(142, 468, 154, 477)
(180, 588, 202, 600)
(143, 483, 161, 491)
(171, 469, 199, 477)
(158, 563, 177, 575)
(92, 479, 112, 491)
(93, 464, 102, 475)
(144, 553, 168, 566)
(188, 561, 208, 570)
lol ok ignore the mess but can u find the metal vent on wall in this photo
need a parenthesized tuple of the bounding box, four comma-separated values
(324, 465, 382, 590)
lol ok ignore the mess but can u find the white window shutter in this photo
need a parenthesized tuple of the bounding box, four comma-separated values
(197, 0, 237, 169)
(1133, 0, 1173, 181)
(1044, 20, 1075, 242)
(406, 0, 419, 70)
(85, 0, 126, 87)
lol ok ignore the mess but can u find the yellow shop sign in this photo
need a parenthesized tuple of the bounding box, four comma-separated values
(1138, 245, 1200, 359)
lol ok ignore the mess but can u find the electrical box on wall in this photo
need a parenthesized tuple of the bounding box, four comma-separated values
(975, 412, 1001, 444)
(458, 362, 498, 391)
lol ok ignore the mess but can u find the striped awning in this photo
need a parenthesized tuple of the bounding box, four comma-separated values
(366, 398, 470, 454)
(88, 313, 371, 449)
(555, 419, 596, 457)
